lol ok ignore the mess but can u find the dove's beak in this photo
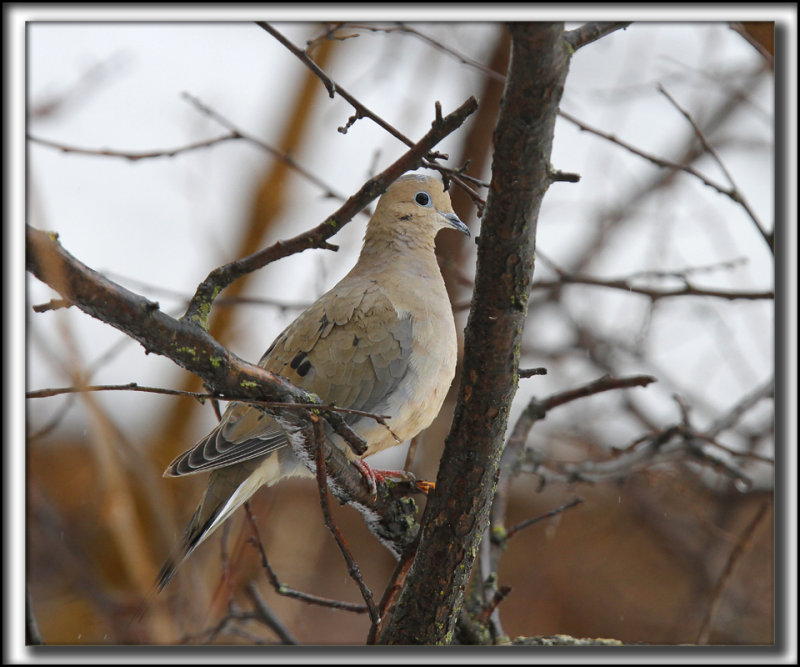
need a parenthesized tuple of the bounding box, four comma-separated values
(440, 211, 470, 237)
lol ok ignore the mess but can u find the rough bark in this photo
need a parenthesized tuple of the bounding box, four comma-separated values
(378, 22, 571, 644)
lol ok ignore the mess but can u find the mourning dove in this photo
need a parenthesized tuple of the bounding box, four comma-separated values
(156, 172, 469, 589)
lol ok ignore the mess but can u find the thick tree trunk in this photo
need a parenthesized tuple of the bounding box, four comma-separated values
(378, 22, 571, 645)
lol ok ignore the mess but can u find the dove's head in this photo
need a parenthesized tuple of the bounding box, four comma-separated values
(366, 173, 470, 250)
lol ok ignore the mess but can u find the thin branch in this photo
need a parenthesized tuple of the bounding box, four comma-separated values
(539, 374, 658, 414)
(181, 95, 478, 330)
(695, 500, 772, 644)
(519, 422, 759, 490)
(616, 256, 751, 280)
(28, 226, 444, 521)
(26, 383, 397, 434)
(28, 132, 242, 162)
(176, 608, 249, 645)
(304, 23, 359, 51)
(490, 375, 656, 578)
(27, 393, 77, 440)
(345, 22, 506, 84)
(474, 585, 512, 627)
(658, 84, 771, 252)
(257, 21, 414, 146)
(244, 582, 299, 645)
(243, 503, 367, 614)
(30, 53, 125, 119)
(558, 108, 774, 254)
(519, 367, 548, 378)
(256, 22, 485, 208)
(707, 378, 774, 439)
(180, 92, 354, 206)
(564, 22, 632, 51)
(31, 298, 73, 313)
(531, 274, 774, 302)
(502, 497, 584, 542)
(378, 23, 572, 645)
(100, 271, 315, 311)
(457, 253, 769, 310)
(311, 416, 380, 625)
(366, 539, 418, 645)
(176, 598, 283, 645)
(729, 22, 774, 66)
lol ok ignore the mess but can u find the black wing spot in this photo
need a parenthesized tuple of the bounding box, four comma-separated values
(352, 335, 359, 347)
(296, 359, 312, 377)
(290, 351, 307, 370)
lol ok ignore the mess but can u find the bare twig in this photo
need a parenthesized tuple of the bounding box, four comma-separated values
(502, 497, 585, 542)
(475, 585, 512, 626)
(519, 367, 548, 378)
(28, 132, 242, 162)
(27, 382, 403, 453)
(520, 422, 758, 490)
(539, 374, 658, 414)
(311, 416, 380, 625)
(27, 393, 76, 440)
(304, 23, 359, 51)
(32, 298, 73, 313)
(658, 84, 771, 252)
(244, 582, 299, 645)
(26, 382, 395, 429)
(345, 22, 506, 84)
(243, 503, 367, 614)
(366, 541, 418, 645)
(257, 22, 415, 145)
(558, 109, 774, 254)
(531, 274, 773, 302)
(180, 92, 355, 206)
(489, 376, 655, 588)
(256, 22, 485, 207)
(707, 378, 774, 439)
(181, 94, 478, 331)
(175, 598, 282, 645)
(695, 500, 771, 644)
(564, 22, 632, 51)
(729, 22, 774, 66)
(30, 53, 125, 119)
(95, 271, 316, 311)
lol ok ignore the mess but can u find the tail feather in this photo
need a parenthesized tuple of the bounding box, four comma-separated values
(155, 508, 216, 591)
(155, 456, 277, 591)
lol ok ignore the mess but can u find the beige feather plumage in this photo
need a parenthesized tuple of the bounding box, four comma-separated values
(157, 173, 469, 589)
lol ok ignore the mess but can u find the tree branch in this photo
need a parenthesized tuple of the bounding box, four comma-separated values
(378, 23, 572, 645)
(243, 503, 367, 614)
(28, 132, 243, 161)
(182, 95, 478, 330)
(657, 84, 772, 253)
(256, 22, 484, 207)
(558, 108, 774, 254)
(27, 89, 477, 567)
(564, 22, 632, 51)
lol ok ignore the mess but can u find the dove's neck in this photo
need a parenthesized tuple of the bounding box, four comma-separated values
(357, 228, 441, 278)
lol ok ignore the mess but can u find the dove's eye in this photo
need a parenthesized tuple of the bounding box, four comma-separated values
(414, 192, 432, 207)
